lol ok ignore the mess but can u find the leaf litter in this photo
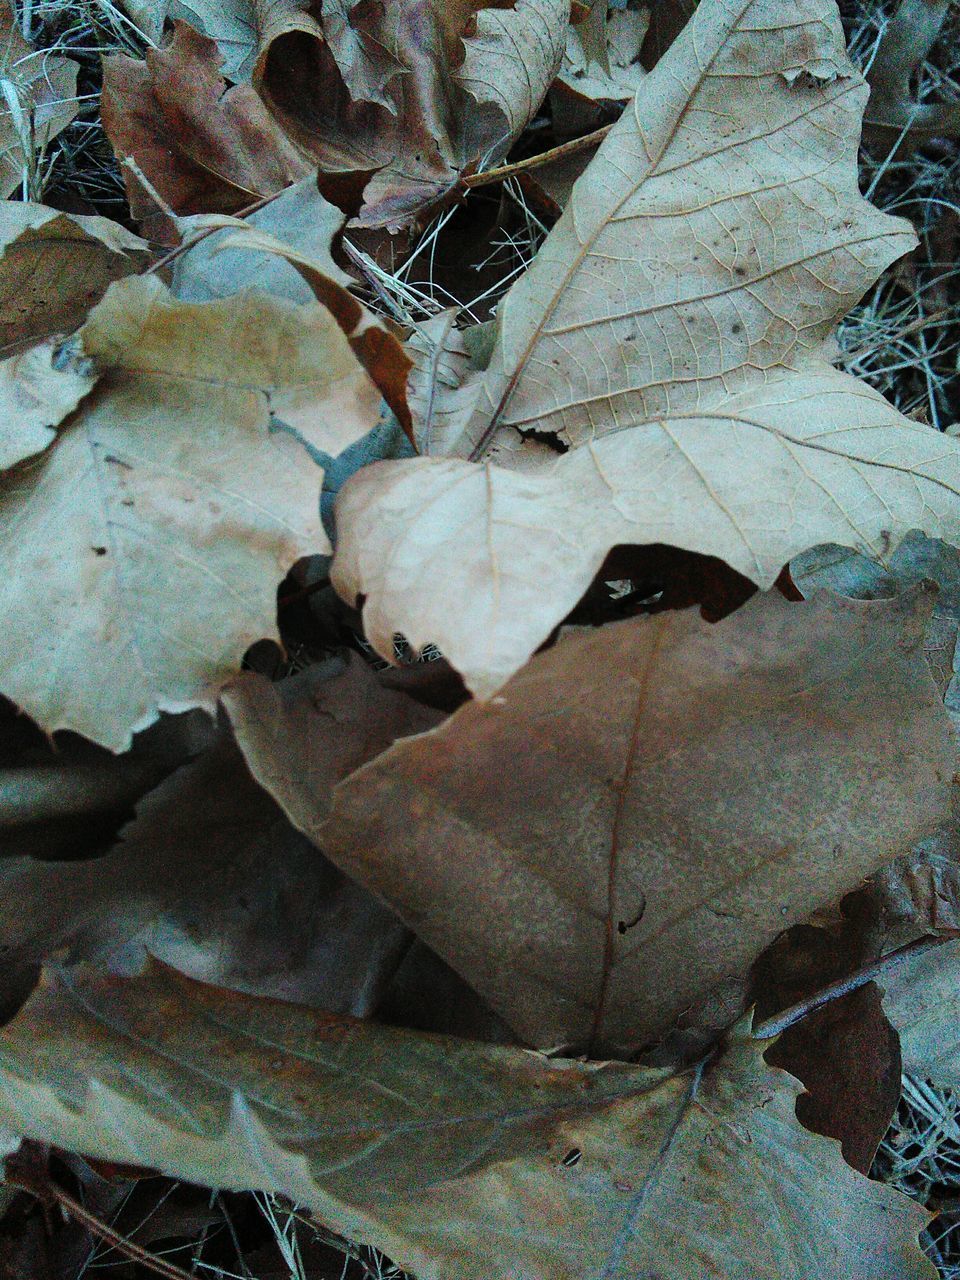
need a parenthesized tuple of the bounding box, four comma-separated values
(0, 0, 958, 1277)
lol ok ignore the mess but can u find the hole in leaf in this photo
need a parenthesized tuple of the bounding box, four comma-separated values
(561, 1148, 582, 1168)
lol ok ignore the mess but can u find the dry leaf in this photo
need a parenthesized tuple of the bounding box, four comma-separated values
(254, 0, 568, 229)
(330, 0, 960, 700)
(882, 938, 960, 1090)
(101, 21, 312, 242)
(317, 590, 955, 1053)
(0, 720, 410, 1015)
(753, 922, 902, 1174)
(222, 651, 442, 831)
(172, 176, 350, 304)
(0, 201, 150, 351)
(0, 962, 935, 1280)
(0, 8, 78, 197)
(121, 0, 258, 78)
(551, 0, 647, 138)
(0, 338, 94, 470)
(0, 273, 379, 750)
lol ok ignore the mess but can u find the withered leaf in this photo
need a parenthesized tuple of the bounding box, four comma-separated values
(101, 21, 312, 242)
(0, 274, 379, 750)
(331, 0, 960, 700)
(316, 590, 956, 1053)
(0, 713, 409, 1016)
(254, 0, 568, 229)
(0, 201, 150, 351)
(0, 338, 94, 470)
(0, 963, 935, 1280)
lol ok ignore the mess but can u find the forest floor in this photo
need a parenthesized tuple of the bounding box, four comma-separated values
(0, 0, 958, 1276)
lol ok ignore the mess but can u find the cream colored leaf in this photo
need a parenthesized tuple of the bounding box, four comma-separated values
(882, 938, 960, 1089)
(0, 274, 380, 750)
(335, 368, 960, 697)
(0, 201, 150, 349)
(320, 589, 954, 1052)
(0, 963, 934, 1280)
(330, 0, 960, 699)
(0, 338, 94, 469)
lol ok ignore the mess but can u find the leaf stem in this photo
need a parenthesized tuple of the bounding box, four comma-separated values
(7, 1168, 199, 1280)
(752, 930, 960, 1040)
(462, 125, 613, 190)
(144, 186, 290, 277)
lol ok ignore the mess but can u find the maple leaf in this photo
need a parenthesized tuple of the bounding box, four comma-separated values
(0, 962, 936, 1280)
(101, 21, 312, 242)
(256, 590, 954, 1053)
(330, 0, 960, 700)
(0, 273, 381, 750)
(551, 0, 647, 139)
(253, 0, 569, 228)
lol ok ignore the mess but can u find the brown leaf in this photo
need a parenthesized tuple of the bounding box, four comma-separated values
(0, 706, 409, 1015)
(254, 0, 568, 229)
(317, 589, 954, 1054)
(753, 923, 901, 1174)
(0, 202, 150, 352)
(101, 21, 312, 243)
(0, 339, 94, 471)
(0, 963, 936, 1280)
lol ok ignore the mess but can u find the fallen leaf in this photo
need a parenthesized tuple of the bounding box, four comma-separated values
(171, 176, 350, 305)
(101, 21, 312, 242)
(330, 0, 960, 700)
(0, 714, 410, 1015)
(0, 9, 78, 197)
(316, 589, 955, 1053)
(254, 0, 568, 229)
(122, 0, 258, 78)
(0, 202, 150, 352)
(753, 922, 901, 1174)
(0, 272, 379, 750)
(0, 339, 94, 470)
(0, 962, 936, 1280)
(882, 937, 960, 1090)
(551, 0, 647, 138)
(0, 701, 211, 862)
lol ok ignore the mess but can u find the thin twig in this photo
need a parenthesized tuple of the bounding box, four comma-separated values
(8, 1173, 198, 1280)
(753, 930, 960, 1040)
(144, 186, 290, 276)
(462, 124, 613, 190)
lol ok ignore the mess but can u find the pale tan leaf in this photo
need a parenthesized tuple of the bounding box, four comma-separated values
(330, 0, 960, 699)
(0, 963, 935, 1280)
(335, 369, 960, 698)
(0, 338, 94, 469)
(0, 274, 378, 750)
(0, 201, 149, 350)
(320, 589, 953, 1052)
(551, 0, 647, 139)
(882, 938, 960, 1089)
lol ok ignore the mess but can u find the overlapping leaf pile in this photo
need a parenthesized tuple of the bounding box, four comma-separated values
(0, 0, 959, 1276)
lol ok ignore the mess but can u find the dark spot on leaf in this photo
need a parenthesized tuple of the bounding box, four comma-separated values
(561, 1148, 582, 1167)
(92, 546, 107, 556)
(734, 266, 747, 278)
(732, 323, 742, 335)
(103, 454, 133, 470)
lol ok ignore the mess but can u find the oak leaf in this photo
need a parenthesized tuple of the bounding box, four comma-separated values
(0, 273, 379, 749)
(318, 591, 955, 1052)
(330, 0, 960, 700)
(0, 962, 935, 1279)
